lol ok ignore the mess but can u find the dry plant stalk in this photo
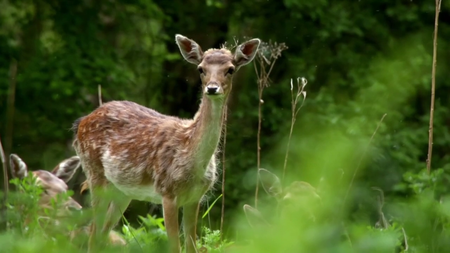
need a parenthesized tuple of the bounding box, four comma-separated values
(0, 137, 7, 195)
(1, 59, 16, 231)
(5, 59, 17, 161)
(98, 84, 103, 106)
(402, 227, 409, 251)
(282, 77, 307, 183)
(426, 0, 442, 173)
(371, 187, 389, 229)
(220, 105, 227, 239)
(0, 137, 8, 194)
(343, 113, 387, 207)
(253, 41, 287, 208)
(0, 136, 8, 231)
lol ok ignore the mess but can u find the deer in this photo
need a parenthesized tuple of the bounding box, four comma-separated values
(71, 34, 260, 253)
(243, 169, 321, 229)
(9, 153, 83, 217)
(9, 154, 126, 246)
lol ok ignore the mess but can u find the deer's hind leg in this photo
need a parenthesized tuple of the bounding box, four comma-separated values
(82, 165, 130, 251)
(100, 185, 131, 235)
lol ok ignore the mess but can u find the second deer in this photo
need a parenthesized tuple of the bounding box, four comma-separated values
(9, 154, 126, 246)
(72, 34, 260, 253)
(244, 169, 321, 229)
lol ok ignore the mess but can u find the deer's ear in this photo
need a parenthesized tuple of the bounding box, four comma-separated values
(10, 154, 28, 179)
(234, 38, 261, 67)
(175, 34, 203, 65)
(243, 204, 270, 229)
(258, 168, 282, 199)
(51, 156, 81, 183)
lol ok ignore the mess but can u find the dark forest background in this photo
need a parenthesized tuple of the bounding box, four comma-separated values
(1, 0, 449, 242)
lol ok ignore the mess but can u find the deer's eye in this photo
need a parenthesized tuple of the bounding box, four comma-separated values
(226, 67, 235, 75)
(198, 67, 204, 74)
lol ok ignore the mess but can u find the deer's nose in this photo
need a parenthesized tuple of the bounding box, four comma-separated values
(206, 84, 220, 95)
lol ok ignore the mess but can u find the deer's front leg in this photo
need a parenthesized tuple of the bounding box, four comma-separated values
(163, 196, 180, 253)
(183, 201, 200, 253)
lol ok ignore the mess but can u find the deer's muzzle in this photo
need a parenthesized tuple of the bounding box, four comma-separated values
(205, 83, 221, 95)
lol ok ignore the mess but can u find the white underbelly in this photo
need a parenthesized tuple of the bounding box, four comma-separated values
(103, 167, 162, 203)
(113, 183, 162, 203)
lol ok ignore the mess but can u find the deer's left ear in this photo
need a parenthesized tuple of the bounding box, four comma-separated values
(234, 38, 261, 67)
(9, 154, 28, 179)
(258, 168, 282, 199)
(51, 156, 81, 183)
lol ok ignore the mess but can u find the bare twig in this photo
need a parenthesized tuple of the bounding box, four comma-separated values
(343, 114, 387, 206)
(342, 223, 353, 249)
(4, 59, 17, 162)
(0, 136, 8, 231)
(253, 41, 287, 208)
(1, 59, 16, 231)
(220, 105, 228, 240)
(253, 55, 267, 209)
(282, 77, 307, 183)
(372, 187, 389, 229)
(402, 227, 409, 251)
(426, 0, 442, 173)
(98, 84, 103, 106)
(0, 137, 7, 195)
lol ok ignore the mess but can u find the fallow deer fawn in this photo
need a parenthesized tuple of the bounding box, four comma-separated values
(71, 34, 260, 253)
(244, 169, 321, 229)
(9, 153, 83, 216)
(9, 154, 126, 246)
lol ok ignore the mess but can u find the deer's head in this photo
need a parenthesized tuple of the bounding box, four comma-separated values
(10, 154, 82, 216)
(175, 34, 260, 99)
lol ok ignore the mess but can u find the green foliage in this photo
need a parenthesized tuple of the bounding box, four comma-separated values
(1, 174, 82, 253)
(122, 214, 167, 248)
(2, 176, 232, 252)
(197, 227, 233, 253)
(6, 175, 44, 234)
(396, 167, 450, 198)
(202, 194, 222, 219)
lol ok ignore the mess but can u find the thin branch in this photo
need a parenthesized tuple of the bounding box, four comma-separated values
(343, 114, 387, 206)
(98, 84, 103, 106)
(254, 58, 265, 209)
(4, 59, 17, 163)
(426, 0, 442, 173)
(0, 137, 7, 195)
(0, 136, 8, 231)
(402, 227, 409, 251)
(372, 187, 389, 229)
(220, 105, 228, 240)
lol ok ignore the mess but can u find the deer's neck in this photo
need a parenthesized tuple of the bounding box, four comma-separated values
(190, 96, 226, 169)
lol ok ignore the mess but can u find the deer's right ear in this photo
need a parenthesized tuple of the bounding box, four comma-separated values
(9, 154, 28, 179)
(175, 34, 203, 65)
(52, 156, 81, 183)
